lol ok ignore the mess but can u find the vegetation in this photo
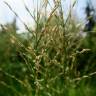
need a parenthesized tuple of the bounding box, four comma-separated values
(0, 0, 96, 96)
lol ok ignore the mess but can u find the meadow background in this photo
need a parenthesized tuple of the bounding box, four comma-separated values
(0, 0, 96, 96)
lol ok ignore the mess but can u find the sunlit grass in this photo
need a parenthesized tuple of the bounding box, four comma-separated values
(0, 0, 96, 96)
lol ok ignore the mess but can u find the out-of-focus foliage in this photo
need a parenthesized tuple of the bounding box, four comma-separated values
(79, 0, 96, 75)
